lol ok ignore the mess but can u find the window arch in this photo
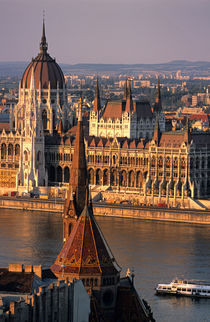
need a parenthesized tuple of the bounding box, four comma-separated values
(42, 109, 47, 130)
(88, 168, 94, 185)
(15, 144, 20, 156)
(1, 143, 6, 160)
(8, 144, 13, 157)
(64, 167, 70, 183)
(57, 166, 62, 182)
(24, 150, 28, 162)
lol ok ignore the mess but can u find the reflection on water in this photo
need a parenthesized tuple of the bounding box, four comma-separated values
(0, 209, 210, 322)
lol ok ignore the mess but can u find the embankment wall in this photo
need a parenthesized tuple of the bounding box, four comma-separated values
(0, 198, 210, 225)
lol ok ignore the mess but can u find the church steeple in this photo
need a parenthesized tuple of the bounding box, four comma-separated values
(123, 80, 128, 100)
(92, 78, 101, 113)
(154, 78, 162, 113)
(63, 97, 88, 241)
(40, 18, 48, 54)
(125, 79, 133, 113)
(184, 117, 191, 144)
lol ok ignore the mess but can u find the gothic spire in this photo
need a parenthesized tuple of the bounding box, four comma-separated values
(153, 113, 161, 145)
(64, 98, 88, 217)
(123, 80, 128, 100)
(40, 18, 48, 54)
(184, 117, 191, 144)
(154, 78, 162, 113)
(125, 79, 133, 113)
(92, 77, 101, 113)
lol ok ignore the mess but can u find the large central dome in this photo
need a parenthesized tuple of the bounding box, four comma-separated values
(21, 21, 65, 90)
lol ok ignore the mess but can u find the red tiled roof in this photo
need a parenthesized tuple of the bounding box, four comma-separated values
(159, 131, 186, 147)
(51, 205, 120, 277)
(102, 101, 122, 120)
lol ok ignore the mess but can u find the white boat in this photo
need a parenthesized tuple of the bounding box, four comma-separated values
(155, 279, 210, 298)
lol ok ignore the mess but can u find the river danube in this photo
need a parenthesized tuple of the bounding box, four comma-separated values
(0, 209, 210, 322)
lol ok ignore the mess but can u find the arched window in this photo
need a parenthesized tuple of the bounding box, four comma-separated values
(158, 156, 163, 168)
(24, 150, 28, 162)
(103, 169, 109, 186)
(111, 169, 117, 186)
(37, 151, 41, 162)
(136, 171, 143, 188)
(151, 156, 156, 167)
(42, 110, 47, 130)
(1, 143, 6, 160)
(64, 167, 70, 183)
(120, 170, 127, 187)
(8, 144, 13, 158)
(57, 166, 62, 182)
(48, 165, 55, 182)
(129, 171, 135, 187)
(96, 169, 102, 185)
(173, 157, 178, 169)
(181, 158, 186, 169)
(88, 168, 94, 185)
(166, 157, 170, 168)
(15, 144, 20, 156)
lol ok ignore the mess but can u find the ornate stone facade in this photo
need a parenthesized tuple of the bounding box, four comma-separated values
(44, 123, 210, 204)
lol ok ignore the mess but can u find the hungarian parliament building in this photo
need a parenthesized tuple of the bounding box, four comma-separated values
(0, 22, 210, 207)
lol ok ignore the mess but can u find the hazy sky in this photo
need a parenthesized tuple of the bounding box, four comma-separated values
(0, 0, 210, 64)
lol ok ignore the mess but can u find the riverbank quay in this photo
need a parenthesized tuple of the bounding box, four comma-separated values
(1, 197, 210, 224)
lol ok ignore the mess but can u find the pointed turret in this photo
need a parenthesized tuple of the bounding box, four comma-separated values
(92, 78, 101, 113)
(184, 117, 191, 144)
(57, 119, 63, 134)
(125, 79, 133, 113)
(153, 78, 162, 113)
(123, 80, 128, 100)
(153, 114, 161, 145)
(30, 67, 36, 91)
(40, 18, 48, 54)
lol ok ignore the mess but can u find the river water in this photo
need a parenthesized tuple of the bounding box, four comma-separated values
(0, 209, 210, 322)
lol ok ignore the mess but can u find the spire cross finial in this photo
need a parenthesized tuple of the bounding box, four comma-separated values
(40, 13, 48, 54)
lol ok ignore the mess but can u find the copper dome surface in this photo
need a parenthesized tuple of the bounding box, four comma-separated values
(21, 21, 65, 90)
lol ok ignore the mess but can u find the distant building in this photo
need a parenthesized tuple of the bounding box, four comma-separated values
(89, 79, 165, 139)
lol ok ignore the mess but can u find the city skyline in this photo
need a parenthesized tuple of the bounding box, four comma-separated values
(1, 0, 210, 64)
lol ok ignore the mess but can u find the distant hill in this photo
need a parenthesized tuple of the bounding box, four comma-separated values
(1, 60, 210, 77)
